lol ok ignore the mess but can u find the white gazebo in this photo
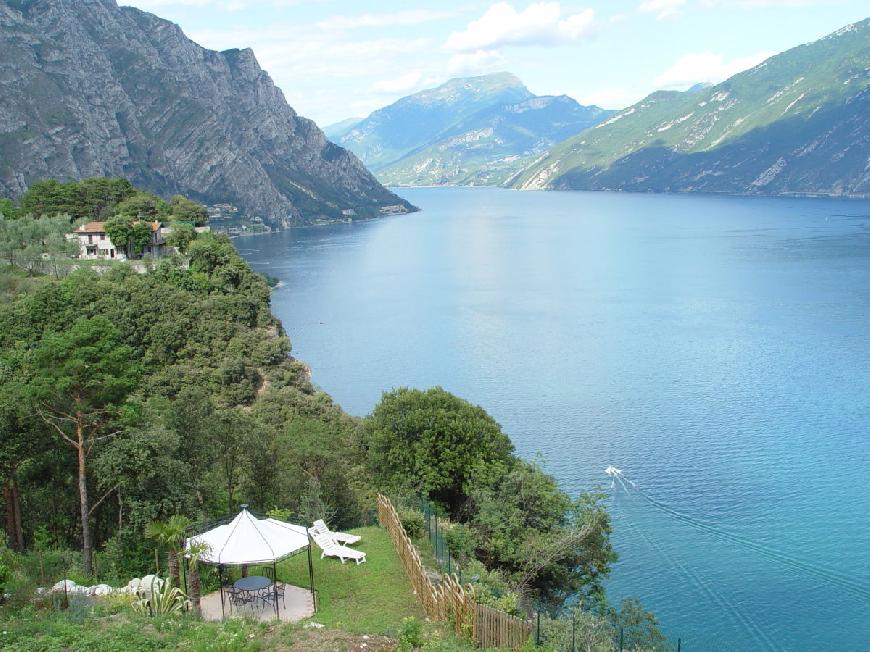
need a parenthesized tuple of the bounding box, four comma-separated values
(185, 506, 316, 620)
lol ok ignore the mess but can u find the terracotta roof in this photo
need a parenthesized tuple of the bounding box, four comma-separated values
(76, 220, 161, 233)
(77, 221, 106, 233)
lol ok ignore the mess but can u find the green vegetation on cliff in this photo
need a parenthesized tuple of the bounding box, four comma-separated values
(0, 179, 665, 648)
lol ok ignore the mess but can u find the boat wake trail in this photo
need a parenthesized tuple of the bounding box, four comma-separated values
(606, 467, 870, 602)
(612, 475, 781, 652)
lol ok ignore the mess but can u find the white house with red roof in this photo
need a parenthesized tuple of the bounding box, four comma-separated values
(70, 221, 167, 260)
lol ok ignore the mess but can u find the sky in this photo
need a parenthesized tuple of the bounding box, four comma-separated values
(122, 0, 869, 126)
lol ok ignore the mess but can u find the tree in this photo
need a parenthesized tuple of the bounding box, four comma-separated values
(606, 598, 670, 651)
(24, 316, 141, 575)
(363, 387, 514, 514)
(0, 387, 29, 551)
(186, 542, 209, 617)
(78, 177, 136, 220)
(0, 198, 17, 220)
(18, 178, 137, 221)
(145, 515, 192, 589)
(169, 195, 208, 226)
(104, 215, 152, 258)
(114, 191, 167, 220)
(166, 222, 195, 254)
(467, 461, 616, 610)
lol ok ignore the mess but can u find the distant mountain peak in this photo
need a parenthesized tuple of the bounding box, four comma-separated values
(334, 72, 537, 171)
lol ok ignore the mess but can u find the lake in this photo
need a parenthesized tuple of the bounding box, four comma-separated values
(235, 187, 870, 651)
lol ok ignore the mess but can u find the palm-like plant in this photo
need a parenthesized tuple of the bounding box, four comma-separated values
(132, 576, 191, 616)
(145, 515, 192, 589)
(186, 542, 210, 618)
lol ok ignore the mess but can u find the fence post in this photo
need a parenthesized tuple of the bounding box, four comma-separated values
(571, 612, 576, 652)
(619, 627, 624, 652)
(677, 637, 681, 652)
(536, 611, 541, 646)
(434, 514, 439, 564)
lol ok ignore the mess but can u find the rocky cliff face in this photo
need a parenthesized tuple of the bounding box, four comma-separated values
(0, 0, 414, 224)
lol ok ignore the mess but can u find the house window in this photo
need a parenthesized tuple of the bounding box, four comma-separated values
(100, 234, 105, 240)
(110, 249, 115, 258)
(88, 235, 94, 244)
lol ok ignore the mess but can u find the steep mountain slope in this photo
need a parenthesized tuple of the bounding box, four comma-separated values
(513, 19, 870, 197)
(378, 95, 614, 187)
(333, 73, 535, 171)
(324, 117, 363, 142)
(0, 0, 414, 224)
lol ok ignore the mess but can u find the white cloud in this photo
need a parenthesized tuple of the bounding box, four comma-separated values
(638, 0, 687, 20)
(445, 2, 596, 51)
(369, 71, 424, 94)
(447, 49, 507, 75)
(573, 87, 644, 110)
(701, 0, 820, 6)
(653, 50, 774, 89)
(318, 10, 454, 31)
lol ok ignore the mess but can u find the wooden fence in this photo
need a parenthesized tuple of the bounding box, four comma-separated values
(377, 494, 533, 650)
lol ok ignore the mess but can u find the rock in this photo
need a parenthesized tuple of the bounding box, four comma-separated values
(0, 0, 415, 225)
(136, 575, 164, 594)
(51, 579, 77, 593)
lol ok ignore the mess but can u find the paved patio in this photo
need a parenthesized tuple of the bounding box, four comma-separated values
(200, 582, 315, 622)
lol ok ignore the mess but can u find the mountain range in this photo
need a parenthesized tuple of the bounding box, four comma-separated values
(0, 0, 414, 224)
(512, 19, 869, 196)
(327, 73, 614, 187)
(330, 20, 867, 198)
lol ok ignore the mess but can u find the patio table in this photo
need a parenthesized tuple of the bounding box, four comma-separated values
(234, 575, 272, 592)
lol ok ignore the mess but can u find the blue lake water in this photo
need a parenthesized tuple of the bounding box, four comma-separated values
(235, 188, 870, 651)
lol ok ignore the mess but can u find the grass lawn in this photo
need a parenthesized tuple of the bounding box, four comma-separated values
(278, 525, 423, 636)
(0, 524, 484, 651)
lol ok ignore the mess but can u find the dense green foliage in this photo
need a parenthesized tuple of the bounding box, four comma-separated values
(17, 178, 138, 222)
(0, 213, 79, 274)
(365, 387, 514, 513)
(364, 388, 617, 612)
(104, 215, 154, 257)
(0, 230, 362, 580)
(3, 176, 209, 227)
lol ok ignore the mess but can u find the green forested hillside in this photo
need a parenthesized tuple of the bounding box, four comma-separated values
(0, 180, 664, 647)
(513, 19, 870, 196)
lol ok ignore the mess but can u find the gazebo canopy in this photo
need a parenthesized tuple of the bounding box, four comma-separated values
(186, 507, 309, 566)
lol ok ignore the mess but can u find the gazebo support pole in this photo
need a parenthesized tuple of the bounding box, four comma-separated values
(273, 560, 279, 619)
(219, 564, 226, 620)
(307, 537, 317, 612)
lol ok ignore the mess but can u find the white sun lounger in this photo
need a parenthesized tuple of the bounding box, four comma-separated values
(312, 519, 361, 546)
(311, 530, 366, 565)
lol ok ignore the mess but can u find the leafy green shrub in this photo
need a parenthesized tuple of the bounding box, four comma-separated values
(0, 560, 10, 598)
(398, 616, 424, 651)
(399, 508, 425, 540)
(464, 560, 523, 617)
(444, 523, 477, 561)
